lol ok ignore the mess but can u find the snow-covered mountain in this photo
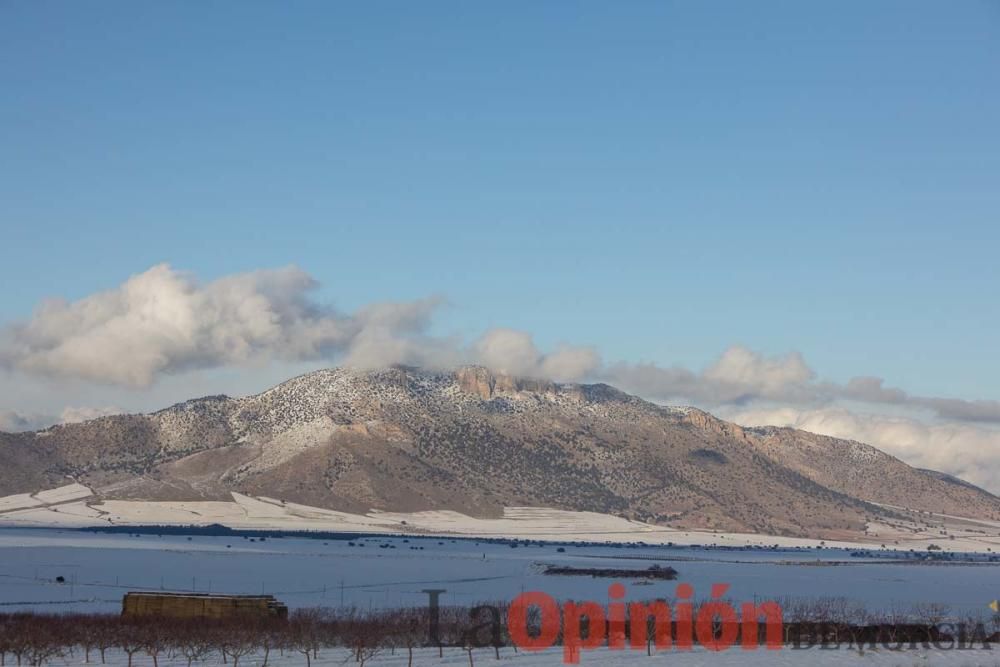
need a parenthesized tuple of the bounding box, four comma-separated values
(2, 365, 997, 540)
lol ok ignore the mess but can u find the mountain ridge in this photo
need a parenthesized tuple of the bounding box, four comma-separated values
(1, 365, 997, 539)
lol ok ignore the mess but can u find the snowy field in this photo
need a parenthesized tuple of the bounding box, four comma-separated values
(18, 646, 1000, 666)
(1, 528, 998, 619)
(6, 485, 1000, 554)
(0, 485, 870, 549)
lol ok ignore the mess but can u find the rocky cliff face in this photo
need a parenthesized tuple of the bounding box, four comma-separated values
(456, 366, 557, 399)
(2, 365, 997, 539)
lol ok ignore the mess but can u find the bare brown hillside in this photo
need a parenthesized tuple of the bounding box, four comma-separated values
(2, 366, 997, 539)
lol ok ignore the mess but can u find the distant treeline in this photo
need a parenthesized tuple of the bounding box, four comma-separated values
(75, 524, 690, 549)
(81, 523, 376, 541)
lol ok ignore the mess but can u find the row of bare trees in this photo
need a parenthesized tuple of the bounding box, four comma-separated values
(771, 596, 1000, 648)
(0, 604, 512, 667)
(1, 597, 996, 666)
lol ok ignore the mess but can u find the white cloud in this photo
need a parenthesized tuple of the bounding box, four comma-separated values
(58, 405, 122, 424)
(704, 346, 813, 393)
(725, 405, 1000, 495)
(0, 264, 599, 388)
(539, 344, 602, 382)
(703, 346, 816, 401)
(0, 264, 444, 387)
(604, 347, 1000, 425)
(471, 329, 600, 382)
(0, 410, 52, 433)
(0, 406, 123, 432)
(471, 329, 543, 378)
(604, 346, 821, 405)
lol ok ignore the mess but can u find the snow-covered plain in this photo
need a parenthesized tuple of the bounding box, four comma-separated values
(6, 485, 1000, 553)
(1, 527, 998, 619)
(2, 481, 1000, 649)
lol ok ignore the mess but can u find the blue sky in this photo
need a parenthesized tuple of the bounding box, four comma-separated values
(3, 1, 998, 398)
(2, 1, 1000, 487)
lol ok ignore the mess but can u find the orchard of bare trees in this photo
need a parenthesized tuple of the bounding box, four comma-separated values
(0, 597, 997, 666)
(0, 605, 509, 667)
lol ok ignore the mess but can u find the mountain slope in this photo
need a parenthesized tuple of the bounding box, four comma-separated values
(1, 366, 997, 539)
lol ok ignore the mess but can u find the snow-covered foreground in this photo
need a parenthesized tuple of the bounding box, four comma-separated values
(26, 646, 1000, 666)
(6, 484, 1000, 553)
(1, 528, 998, 619)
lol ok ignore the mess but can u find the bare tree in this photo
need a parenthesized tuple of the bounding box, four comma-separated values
(93, 617, 117, 665)
(4, 615, 32, 667)
(175, 620, 216, 667)
(288, 609, 323, 667)
(116, 621, 145, 667)
(0, 614, 13, 667)
(877, 603, 910, 646)
(139, 619, 173, 667)
(490, 601, 510, 659)
(339, 610, 384, 667)
(256, 619, 285, 667)
(386, 609, 423, 667)
(70, 614, 105, 664)
(22, 617, 63, 667)
(220, 623, 260, 667)
(435, 606, 471, 661)
(913, 602, 951, 626)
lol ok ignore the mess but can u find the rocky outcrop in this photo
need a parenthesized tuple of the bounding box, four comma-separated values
(683, 408, 749, 441)
(456, 366, 556, 399)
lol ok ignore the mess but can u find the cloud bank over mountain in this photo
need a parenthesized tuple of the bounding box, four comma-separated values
(0, 406, 121, 433)
(722, 406, 1000, 496)
(603, 349, 1000, 424)
(1, 264, 997, 492)
(0, 264, 448, 387)
(0, 264, 598, 388)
